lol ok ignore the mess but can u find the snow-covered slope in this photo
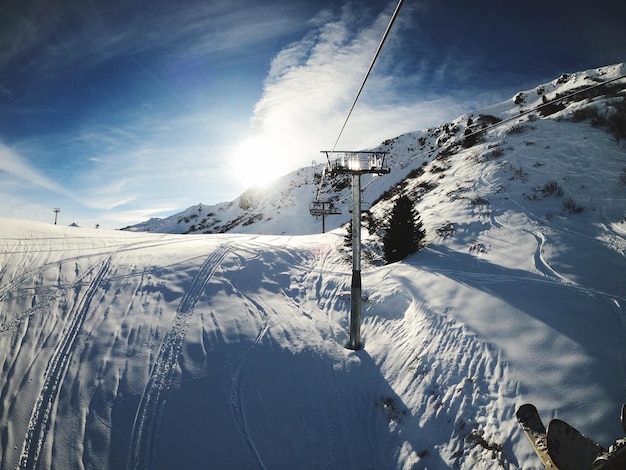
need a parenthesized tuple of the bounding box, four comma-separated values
(0, 64, 625, 469)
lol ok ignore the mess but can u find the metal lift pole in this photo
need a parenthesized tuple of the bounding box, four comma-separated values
(314, 0, 403, 350)
(349, 173, 362, 350)
(322, 151, 389, 350)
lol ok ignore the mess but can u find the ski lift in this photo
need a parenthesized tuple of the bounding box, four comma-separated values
(348, 201, 371, 213)
(309, 200, 341, 217)
(309, 199, 341, 233)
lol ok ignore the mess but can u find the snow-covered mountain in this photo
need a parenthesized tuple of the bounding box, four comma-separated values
(124, 63, 626, 241)
(0, 64, 625, 469)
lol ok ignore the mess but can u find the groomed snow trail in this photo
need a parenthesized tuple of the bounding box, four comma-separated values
(128, 245, 230, 470)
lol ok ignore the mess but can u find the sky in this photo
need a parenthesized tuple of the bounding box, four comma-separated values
(1, 0, 626, 229)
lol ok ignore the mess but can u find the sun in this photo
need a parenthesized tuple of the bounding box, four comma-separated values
(230, 136, 289, 189)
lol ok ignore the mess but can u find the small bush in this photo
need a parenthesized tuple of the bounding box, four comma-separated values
(483, 147, 504, 160)
(372, 186, 399, 205)
(406, 167, 425, 179)
(379, 396, 407, 424)
(541, 181, 564, 197)
(506, 124, 528, 135)
(417, 181, 437, 192)
(563, 197, 584, 214)
(510, 166, 528, 182)
(430, 164, 448, 174)
(462, 128, 479, 148)
(331, 175, 351, 192)
(571, 106, 603, 124)
(436, 222, 455, 237)
(470, 196, 489, 206)
(607, 99, 626, 143)
(466, 429, 503, 457)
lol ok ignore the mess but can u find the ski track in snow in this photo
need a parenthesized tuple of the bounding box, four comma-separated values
(227, 286, 270, 470)
(128, 245, 230, 470)
(17, 255, 113, 470)
(324, 364, 339, 470)
(0, 258, 102, 339)
(490, 212, 626, 304)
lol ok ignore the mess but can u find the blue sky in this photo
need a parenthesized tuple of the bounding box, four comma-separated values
(1, 0, 625, 229)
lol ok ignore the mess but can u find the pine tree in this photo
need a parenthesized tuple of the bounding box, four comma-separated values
(383, 195, 426, 263)
(344, 220, 353, 246)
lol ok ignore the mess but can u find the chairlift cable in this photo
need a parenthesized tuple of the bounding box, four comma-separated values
(315, 7, 625, 212)
(329, 0, 405, 156)
(315, 0, 405, 202)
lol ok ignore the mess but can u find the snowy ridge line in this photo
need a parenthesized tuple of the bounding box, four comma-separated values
(128, 245, 230, 470)
(17, 255, 113, 470)
(348, 73, 626, 204)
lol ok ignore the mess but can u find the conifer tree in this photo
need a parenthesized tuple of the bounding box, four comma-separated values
(344, 220, 353, 247)
(383, 195, 426, 263)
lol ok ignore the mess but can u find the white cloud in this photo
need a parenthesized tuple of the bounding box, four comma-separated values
(231, 5, 466, 183)
(0, 143, 71, 196)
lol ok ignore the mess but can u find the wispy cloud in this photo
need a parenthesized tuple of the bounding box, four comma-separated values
(0, 83, 16, 103)
(0, 143, 72, 196)
(232, 4, 467, 182)
(2, 0, 308, 89)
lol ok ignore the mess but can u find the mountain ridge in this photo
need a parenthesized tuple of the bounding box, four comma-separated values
(122, 62, 626, 240)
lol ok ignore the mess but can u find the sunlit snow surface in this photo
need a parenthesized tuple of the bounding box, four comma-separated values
(2, 64, 626, 469)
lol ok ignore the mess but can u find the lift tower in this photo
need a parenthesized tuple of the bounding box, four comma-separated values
(322, 151, 389, 350)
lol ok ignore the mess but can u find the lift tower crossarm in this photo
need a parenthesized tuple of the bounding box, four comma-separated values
(321, 151, 390, 177)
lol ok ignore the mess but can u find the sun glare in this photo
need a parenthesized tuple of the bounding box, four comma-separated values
(231, 137, 290, 189)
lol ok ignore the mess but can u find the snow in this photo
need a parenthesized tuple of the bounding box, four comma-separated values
(1, 63, 625, 469)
